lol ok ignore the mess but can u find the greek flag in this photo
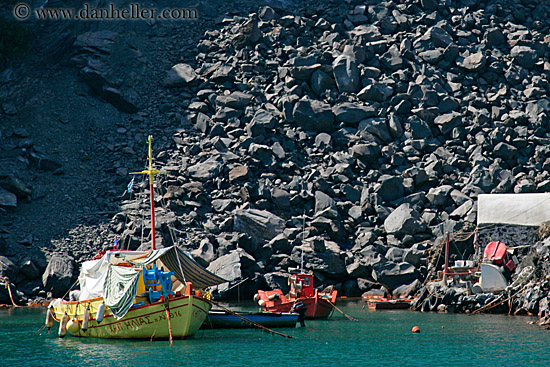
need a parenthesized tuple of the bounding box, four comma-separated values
(127, 176, 135, 193)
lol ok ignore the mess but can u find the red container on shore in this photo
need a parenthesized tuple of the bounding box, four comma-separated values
(483, 241, 508, 265)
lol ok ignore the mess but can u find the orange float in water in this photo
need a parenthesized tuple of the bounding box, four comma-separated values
(412, 326, 420, 333)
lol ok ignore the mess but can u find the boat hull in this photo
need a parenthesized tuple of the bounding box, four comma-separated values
(202, 310, 298, 329)
(366, 300, 413, 310)
(257, 290, 337, 319)
(362, 295, 414, 310)
(51, 295, 211, 339)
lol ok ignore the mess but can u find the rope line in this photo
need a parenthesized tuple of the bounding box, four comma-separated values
(204, 299, 297, 339)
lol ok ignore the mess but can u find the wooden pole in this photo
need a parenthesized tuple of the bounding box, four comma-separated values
(129, 135, 160, 251)
(443, 233, 450, 286)
(164, 298, 173, 346)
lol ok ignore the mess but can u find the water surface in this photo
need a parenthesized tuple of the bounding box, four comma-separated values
(1, 301, 549, 366)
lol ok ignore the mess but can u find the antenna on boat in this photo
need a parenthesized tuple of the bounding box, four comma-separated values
(129, 135, 160, 250)
(300, 179, 306, 274)
(301, 208, 305, 274)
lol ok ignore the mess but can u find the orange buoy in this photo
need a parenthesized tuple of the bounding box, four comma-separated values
(412, 326, 420, 333)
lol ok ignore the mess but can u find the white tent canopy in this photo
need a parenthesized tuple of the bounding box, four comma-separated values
(477, 193, 550, 226)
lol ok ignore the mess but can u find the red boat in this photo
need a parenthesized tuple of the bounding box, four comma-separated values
(254, 273, 338, 319)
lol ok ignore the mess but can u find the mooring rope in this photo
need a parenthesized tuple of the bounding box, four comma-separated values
(325, 299, 358, 321)
(471, 283, 530, 315)
(2, 277, 20, 307)
(205, 299, 297, 339)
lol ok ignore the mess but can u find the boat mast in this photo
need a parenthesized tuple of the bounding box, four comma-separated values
(130, 135, 160, 250)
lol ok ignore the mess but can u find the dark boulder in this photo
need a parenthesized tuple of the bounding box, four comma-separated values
(233, 209, 285, 247)
(42, 255, 74, 298)
(293, 97, 335, 132)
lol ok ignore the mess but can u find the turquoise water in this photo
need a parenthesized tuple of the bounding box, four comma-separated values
(2, 301, 549, 366)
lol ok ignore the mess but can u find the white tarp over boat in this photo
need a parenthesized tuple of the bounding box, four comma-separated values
(77, 246, 227, 319)
(477, 193, 550, 226)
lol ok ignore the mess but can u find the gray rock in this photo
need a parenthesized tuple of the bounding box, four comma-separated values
(357, 83, 394, 102)
(380, 44, 404, 71)
(263, 272, 290, 294)
(510, 46, 538, 69)
(310, 69, 335, 96)
(514, 179, 536, 193)
(102, 86, 139, 113)
(372, 261, 419, 291)
(388, 113, 404, 139)
(42, 255, 74, 298)
(216, 91, 253, 109)
(271, 188, 291, 210)
(418, 49, 444, 64)
(314, 191, 338, 219)
(384, 203, 426, 236)
(392, 279, 421, 297)
(0, 256, 18, 280)
(267, 234, 290, 254)
(358, 118, 392, 142)
(0, 175, 32, 199)
(211, 199, 235, 212)
(450, 189, 471, 206)
(206, 249, 258, 297)
(229, 164, 249, 182)
(0, 189, 17, 209)
(450, 200, 474, 218)
(427, 26, 453, 48)
(332, 103, 376, 124)
(291, 244, 346, 276)
(434, 112, 462, 135)
(409, 117, 432, 139)
(420, 0, 439, 11)
(259, 6, 276, 21)
(315, 132, 332, 150)
(493, 142, 518, 161)
(293, 97, 335, 132)
(376, 175, 404, 202)
(251, 109, 276, 129)
(426, 185, 453, 207)
(349, 24, 382, 42)
(163, 63, 197, 87)
(332, 55, 360, 93)
(248, 143, 273, 166)
(386, 247, 404, 262)
(484, 28, 505, 48)
(21, 259, 40, 279)
(232, 15, 262, 49)
(190, 239, 216, 267)
(351, 143, 380, 164)
(233, 209, 285, 246)
(187, 156, 223, 180)
(346, 257, 369, 277)
(456, 52, 486, 72)
(403, 249, 424, 267)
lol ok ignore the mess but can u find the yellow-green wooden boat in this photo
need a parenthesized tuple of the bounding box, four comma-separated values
(46, 136, 225, 340)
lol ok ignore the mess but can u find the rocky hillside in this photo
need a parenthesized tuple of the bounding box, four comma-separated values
(1, 0, 550, 303)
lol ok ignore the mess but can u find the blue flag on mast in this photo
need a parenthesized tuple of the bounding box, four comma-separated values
(127, 176, 135, 193)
